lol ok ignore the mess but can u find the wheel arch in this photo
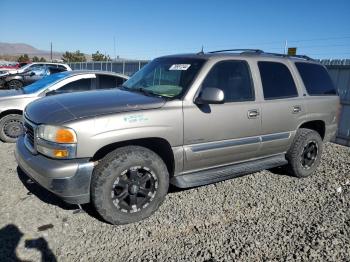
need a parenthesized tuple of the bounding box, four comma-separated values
(298, 120, 326, 140)
(0, 109, 23, 120)
(91, 137, 176, 176)
(6, 76, 23, 82)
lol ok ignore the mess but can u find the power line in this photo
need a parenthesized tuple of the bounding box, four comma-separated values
(288, 36, 350, 43)
(114, 35, 350, 58)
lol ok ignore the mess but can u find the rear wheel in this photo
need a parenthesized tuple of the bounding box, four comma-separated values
(285, 128, 323, 178)
(0, 114, 24, 143)
(91, 146, 169, 225)
(7, 79, 23, 89)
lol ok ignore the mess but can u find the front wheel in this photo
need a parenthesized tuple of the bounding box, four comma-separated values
(285, 128, 323, 178)
(91, 146, 169, 225)
(7, 79, 23, 89)
(0, 114, 24, 143)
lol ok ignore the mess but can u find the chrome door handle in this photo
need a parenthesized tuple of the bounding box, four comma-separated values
(292, 105, 302, 113)
(248, 109, 259, 119)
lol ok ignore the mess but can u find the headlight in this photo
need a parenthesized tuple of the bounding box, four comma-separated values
(37, 125, 77, 159)
(38, 125, 77, 143)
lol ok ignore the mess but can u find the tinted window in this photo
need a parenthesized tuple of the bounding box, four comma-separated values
(59, 78, 92, 92)
(295, 63, 336, 95)
(48, 67, 66, 74)
(258, 61, 298, 99)
(98, 75, 119, 89)
(202, 60, 254, 102)
(58, 65, 67, 70)
(29, 64, 44, 69)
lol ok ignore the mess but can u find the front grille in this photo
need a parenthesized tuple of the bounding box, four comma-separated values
(23, 117, 37, 153)
(24, 121, 35, 147)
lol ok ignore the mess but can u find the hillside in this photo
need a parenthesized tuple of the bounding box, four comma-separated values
(0, 42, 70, 61)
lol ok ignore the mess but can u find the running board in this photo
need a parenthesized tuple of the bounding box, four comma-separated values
(170, 155, 288, 188)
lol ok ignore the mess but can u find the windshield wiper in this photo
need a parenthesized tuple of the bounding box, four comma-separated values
(120, 86, 163, 98)
(136, 87, 160, 97)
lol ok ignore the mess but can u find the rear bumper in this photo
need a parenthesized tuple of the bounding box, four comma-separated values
(15, 136, 94, 204)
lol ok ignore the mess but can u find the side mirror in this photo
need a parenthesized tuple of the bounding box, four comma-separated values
(195, 87, 224, 104)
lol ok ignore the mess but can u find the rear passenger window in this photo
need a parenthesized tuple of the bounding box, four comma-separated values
(258, 61, 298, 99)
(58, 65, 68, 71)
(295, 62, 336, 95)
(202, 60, 254, 102)
(98, 75, 119, 89)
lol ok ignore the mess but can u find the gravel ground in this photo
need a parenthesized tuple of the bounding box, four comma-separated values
(0, 142, 349, 262)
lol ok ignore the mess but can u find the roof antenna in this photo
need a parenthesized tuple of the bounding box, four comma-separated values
(197, 45, 204, 55)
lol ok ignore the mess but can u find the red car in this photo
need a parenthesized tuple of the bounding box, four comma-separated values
(0, 62, 30, 71)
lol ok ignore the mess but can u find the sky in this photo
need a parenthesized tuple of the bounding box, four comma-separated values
(1, 0, 350, 59)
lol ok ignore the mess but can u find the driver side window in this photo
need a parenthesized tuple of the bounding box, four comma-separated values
(58, 78, 92, 93)
(202, 60, 254, 102)
(29, 66, 47, 76)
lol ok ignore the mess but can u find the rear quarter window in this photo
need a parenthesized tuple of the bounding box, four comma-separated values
(295, 62, 336, 95)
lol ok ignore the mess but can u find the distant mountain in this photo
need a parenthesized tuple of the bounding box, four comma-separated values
(0, 42, 64, 61)
(0, 42, 41, 54)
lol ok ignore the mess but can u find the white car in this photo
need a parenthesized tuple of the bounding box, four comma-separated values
(0, 62, 72, 75)
(0, 70, 128, 142)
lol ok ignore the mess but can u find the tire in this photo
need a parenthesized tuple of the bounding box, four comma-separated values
(0, 79, 5, 89)
(0, 114, 24, 143)
(285, 128, 323, 178)
(7, 79, 23, 89)
(91, 146, 169, 225)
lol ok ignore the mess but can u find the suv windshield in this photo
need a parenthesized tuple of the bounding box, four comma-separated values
(122, 57, 206, 98)
(22, 71, 70, 94)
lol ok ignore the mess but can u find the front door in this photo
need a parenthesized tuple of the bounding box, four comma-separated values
(183, 60, 261, 172)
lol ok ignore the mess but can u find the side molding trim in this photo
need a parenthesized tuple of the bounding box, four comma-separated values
(188, 132, 290, 153)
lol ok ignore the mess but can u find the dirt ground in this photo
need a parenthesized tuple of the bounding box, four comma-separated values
(0, 142, 349, 261)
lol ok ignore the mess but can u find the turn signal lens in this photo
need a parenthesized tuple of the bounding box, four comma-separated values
(53, 149, 69, 158)
(55, 129, 76, 143)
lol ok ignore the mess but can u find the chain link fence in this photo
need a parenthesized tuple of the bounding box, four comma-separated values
(68, 60, 149, 76)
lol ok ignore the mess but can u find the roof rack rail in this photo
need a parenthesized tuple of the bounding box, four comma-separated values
(263, 52, 314, 61)
(206, 49, 314, 61)
(208, 49, 264, 54)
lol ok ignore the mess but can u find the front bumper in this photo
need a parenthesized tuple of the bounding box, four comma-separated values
(15, 136, 94, 204)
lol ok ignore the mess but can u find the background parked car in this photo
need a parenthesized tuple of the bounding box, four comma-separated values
(0, 63, 22, 70)
(0, 71, 129, 142)
(1, 65, 69, 89)
(0, 62, 71, 75)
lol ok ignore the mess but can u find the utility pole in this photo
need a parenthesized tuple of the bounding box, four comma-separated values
(284, 40, 288, 54)
(50, 42, 53, 61)
(113, 36, 116, 61)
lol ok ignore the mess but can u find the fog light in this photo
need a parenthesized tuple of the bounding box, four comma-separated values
(53, 149, 69, 158)
(37, 144, 74, 159)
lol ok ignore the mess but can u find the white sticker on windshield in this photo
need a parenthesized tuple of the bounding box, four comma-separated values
(169, 64, 191, 71)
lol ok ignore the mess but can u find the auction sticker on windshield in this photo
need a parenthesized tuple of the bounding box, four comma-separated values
(169, 64, 191, 70)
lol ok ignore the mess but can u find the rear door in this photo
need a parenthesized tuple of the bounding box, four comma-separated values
(183, 60, 261, 172)
(257, 61, 305, 156)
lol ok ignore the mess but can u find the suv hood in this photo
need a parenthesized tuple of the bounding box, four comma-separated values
(25, 89, 166, 124)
